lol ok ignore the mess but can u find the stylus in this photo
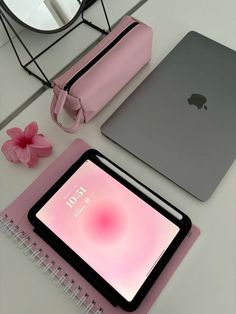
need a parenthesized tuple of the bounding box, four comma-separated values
(97, 156, 183, 220)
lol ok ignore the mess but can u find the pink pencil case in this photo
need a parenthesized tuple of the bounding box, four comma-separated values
(50, 16, 153, 133)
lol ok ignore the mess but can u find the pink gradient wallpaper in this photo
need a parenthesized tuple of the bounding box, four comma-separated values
(37, 160, 179, 301)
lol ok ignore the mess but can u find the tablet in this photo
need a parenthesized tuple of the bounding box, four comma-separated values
(28, 149, 192, 311)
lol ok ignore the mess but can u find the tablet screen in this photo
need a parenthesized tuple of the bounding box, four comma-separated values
(36, 159, 180, 302)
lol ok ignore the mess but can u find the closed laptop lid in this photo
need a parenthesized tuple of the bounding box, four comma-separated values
(101, 31, 236, 201)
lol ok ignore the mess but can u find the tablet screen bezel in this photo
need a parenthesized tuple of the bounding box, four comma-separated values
(28, 149, 192, 311)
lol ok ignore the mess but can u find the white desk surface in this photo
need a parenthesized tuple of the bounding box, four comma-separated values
(0, 1, 236, 314)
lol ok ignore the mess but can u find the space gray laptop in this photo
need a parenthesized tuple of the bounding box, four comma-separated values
(101, 31, 236, 201)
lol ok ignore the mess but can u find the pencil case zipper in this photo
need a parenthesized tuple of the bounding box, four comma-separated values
(51, 15, 153, 133)
(63, 21, 139, 93)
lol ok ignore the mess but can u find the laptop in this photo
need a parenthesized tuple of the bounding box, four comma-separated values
(101, 31, 236, 201)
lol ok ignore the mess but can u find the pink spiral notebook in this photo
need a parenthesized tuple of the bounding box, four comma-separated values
(0, 139, 200, 314)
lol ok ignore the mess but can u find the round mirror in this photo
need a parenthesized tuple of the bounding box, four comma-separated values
(0, 0, 90, 33)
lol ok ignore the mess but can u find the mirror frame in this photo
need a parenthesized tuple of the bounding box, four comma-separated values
(0, 0, 96, 34)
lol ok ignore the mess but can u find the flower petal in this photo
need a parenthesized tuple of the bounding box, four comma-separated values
(30, 134, 53, 157)
(16, 146, 31, 163)
(1, 140, 19, 162)
(24, 121, 38, 139)
(6, 127, 23, 140)
(32, 146, 53, 158)
(30, 134, 52, 149)
(26, 150, 38, 168)
(16, 146, 38, 167)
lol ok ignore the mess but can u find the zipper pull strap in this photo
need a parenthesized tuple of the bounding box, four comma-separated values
(53, 109, 83, 134)
(63, 109, 84, 133)
(54, 89, 68, 114)
(51, 92, 84, 133)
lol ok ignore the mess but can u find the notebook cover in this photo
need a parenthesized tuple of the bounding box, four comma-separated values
(0, 139, 200, 314)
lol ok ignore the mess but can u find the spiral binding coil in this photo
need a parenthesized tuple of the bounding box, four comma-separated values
(0, 214, 104, 314)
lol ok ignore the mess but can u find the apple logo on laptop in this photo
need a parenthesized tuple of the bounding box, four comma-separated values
(188, 93, 208, 110)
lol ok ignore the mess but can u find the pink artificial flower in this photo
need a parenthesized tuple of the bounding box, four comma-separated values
(1, 121, 52, 168)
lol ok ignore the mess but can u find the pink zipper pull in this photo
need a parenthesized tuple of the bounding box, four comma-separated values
(54, 89, 68, 114)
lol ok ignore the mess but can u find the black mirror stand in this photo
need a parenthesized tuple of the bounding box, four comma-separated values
(0, 0, 111, 88)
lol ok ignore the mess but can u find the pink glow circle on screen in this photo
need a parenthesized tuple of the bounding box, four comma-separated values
(82, 199, 128, 245)
(36, 159, 180, 302)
